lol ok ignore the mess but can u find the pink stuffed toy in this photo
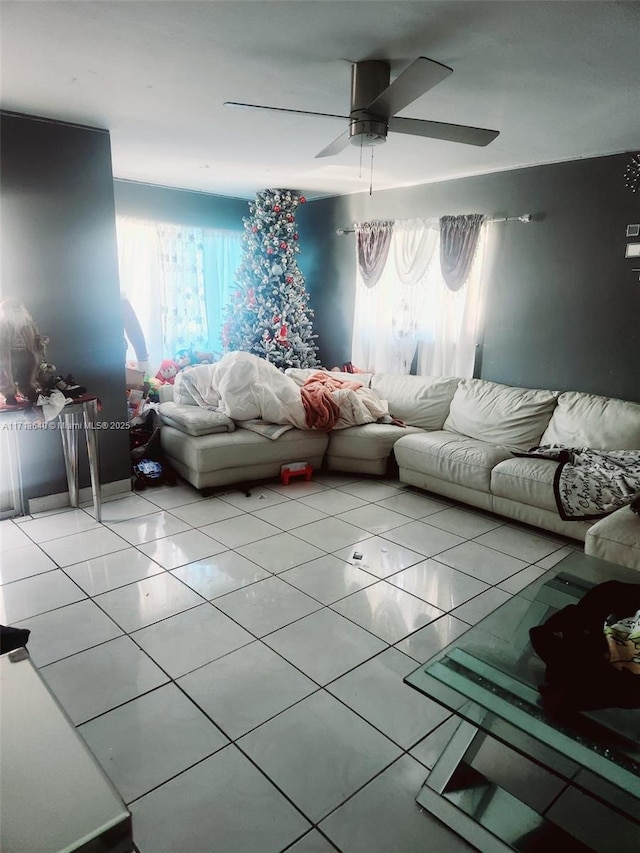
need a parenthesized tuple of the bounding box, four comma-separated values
(155, 359, 179, 385)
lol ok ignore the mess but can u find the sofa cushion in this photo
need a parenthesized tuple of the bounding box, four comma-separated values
(161, 425, 328, 473)
(490, 457, 559, 512)
(540, 392, 640, 450)
(285, 368, 373, 388)
(370, 374, 460, 430)
(584, 507, 640, 570)
(394, 431, 513, 491)
(443, 378, 557, 451)
(159, 402, 235, 437)
(327, 423, 424, 462)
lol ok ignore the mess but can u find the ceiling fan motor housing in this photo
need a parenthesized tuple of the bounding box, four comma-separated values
(349, 60, 389, 147)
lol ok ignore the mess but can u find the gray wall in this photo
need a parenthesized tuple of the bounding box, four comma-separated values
(1, 111, 130, 499)
(298, 153, 640, 402)
(114, 180, 248, 228)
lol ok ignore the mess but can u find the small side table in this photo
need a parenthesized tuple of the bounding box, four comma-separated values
(0, 395, 102, 521)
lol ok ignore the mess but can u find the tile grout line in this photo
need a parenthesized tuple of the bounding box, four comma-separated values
(2, 478, 587, 853)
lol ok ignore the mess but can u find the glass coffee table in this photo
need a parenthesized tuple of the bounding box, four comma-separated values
(404, 551, 640, 852)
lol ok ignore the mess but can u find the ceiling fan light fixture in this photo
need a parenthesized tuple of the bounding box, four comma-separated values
(349, 117, 387, 147)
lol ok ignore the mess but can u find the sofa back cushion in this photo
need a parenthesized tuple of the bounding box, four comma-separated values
(443, 378, 557, 450)
(285, 368, 373, 388)
(540, 391, 640, 450)
(370, 374, 460, 430)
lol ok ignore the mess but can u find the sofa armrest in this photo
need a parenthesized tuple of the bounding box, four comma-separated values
(158, 385, 174, 403)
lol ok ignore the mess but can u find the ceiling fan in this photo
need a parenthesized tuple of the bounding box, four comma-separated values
(224, 56, 499, 159)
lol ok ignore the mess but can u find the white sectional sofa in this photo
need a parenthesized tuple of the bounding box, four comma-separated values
(157, 368, 640, 566)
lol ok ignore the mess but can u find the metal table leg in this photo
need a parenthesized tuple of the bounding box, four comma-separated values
(2, 426, 27, 517)
(415, 713, 592, 851)
(58, 399, 102, 522)
(60, 411, 79, 507)
(82, 398, 102, 522)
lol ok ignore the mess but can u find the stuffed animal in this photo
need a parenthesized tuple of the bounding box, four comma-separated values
(155, 359, 179, 385)
(174, 348, 194, 370)
(193, 351, 215, 365)
(0, 298, 48, 404)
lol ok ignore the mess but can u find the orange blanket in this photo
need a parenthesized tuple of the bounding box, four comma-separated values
(300, 371, 363, 430)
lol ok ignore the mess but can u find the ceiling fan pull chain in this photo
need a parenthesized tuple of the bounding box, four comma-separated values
(369, 147, 374, 196)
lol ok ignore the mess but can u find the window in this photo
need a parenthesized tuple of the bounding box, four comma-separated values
(116, 217, 242, 369)
(351, 218, 488, 377)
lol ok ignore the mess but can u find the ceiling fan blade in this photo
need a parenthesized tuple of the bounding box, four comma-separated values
(388, 116, 499, 147)
(315, 128, 351, 159)
(223, 102, 349, 120)
(366, 57, 453, 119)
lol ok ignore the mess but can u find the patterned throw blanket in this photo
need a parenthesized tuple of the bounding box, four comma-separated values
(516, 446, 640, 520)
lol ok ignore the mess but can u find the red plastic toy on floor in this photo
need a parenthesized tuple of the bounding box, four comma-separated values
(280, 463, 313, 486)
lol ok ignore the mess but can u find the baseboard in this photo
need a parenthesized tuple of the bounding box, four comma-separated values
(27, 479, 132, 515)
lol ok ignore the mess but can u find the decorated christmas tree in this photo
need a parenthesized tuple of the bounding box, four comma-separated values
(222, 188, 320, 369)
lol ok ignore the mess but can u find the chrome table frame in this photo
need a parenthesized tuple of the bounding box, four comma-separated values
(405, 553, 640, 852)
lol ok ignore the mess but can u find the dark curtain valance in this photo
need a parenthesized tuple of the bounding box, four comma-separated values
(355, 220, 394, 289)
(439, 214, 485, 291)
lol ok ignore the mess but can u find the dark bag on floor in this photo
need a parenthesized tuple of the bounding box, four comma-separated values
(1, 625, 31, 655)
(530, 581, 640, 712)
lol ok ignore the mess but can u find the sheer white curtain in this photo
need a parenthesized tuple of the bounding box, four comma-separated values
(157, 223, 208, 358)
(417, 229, 487, 377)
(203, 229, 243, 354)
(116, 217, 242, 370)
(351, 218, 486, 377)
(116, 217, 163, 368)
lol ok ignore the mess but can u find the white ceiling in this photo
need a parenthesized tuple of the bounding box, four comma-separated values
(1, 1, 639, 200)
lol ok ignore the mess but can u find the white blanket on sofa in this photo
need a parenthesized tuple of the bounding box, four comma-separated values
(174, 352, 391, 433)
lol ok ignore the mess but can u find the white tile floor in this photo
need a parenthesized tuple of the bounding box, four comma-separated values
(0, 474, 579, 853)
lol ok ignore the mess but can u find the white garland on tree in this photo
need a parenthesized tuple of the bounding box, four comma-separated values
(222, 188, 320, 369)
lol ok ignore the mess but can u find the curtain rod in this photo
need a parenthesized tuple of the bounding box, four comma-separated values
(335, 213, 532, 235)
